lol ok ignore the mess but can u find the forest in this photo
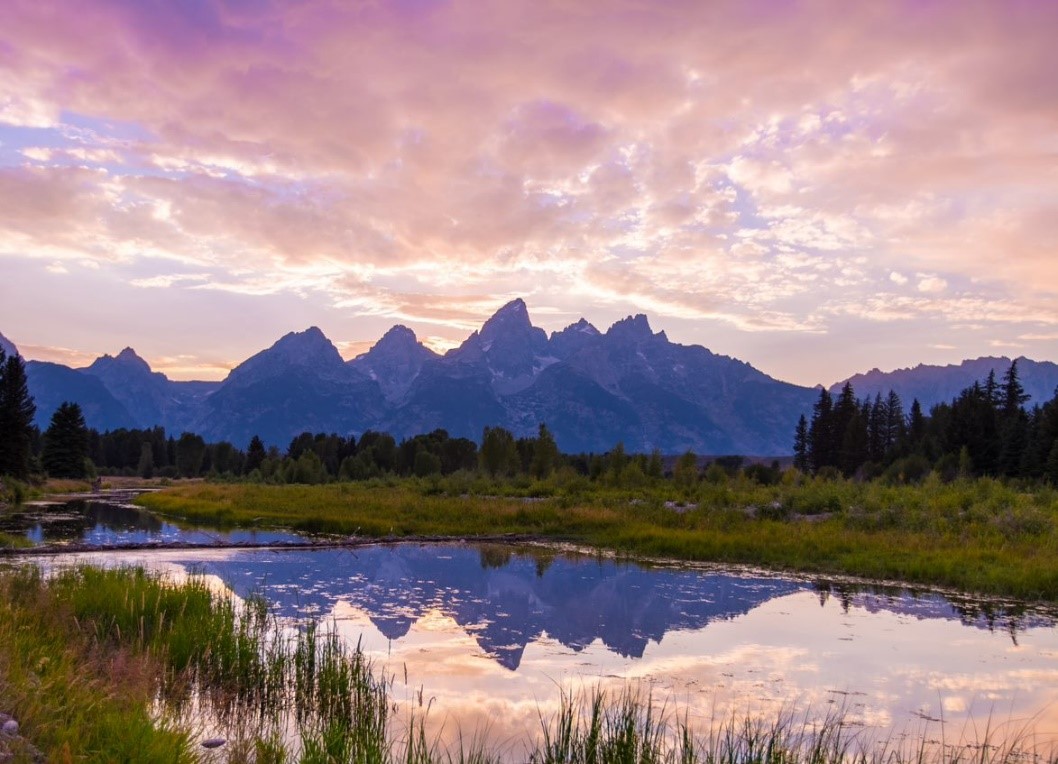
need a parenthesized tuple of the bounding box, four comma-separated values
(3, 346, 1057, 488)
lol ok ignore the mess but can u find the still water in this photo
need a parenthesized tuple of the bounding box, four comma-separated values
(1, 497, 307, 546)
(60, 541, 1058, 757)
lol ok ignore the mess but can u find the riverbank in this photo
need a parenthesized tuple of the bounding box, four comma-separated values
(136, 475, 1058, 601)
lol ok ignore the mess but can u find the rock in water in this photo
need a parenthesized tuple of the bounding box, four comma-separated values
(200, 737, 226, 749)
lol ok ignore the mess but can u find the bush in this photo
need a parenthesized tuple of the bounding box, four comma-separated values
(883, 455, 931, 484)
(743, 463, 781, 486)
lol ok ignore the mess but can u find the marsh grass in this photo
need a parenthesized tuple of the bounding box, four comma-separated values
(1, 565, 1057, 762)
(530, 688, 1058, 764)
(138, 476, 1058, 600)
(0, 563, 395, 762)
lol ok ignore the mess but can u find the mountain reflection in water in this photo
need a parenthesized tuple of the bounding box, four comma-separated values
(51, 541, 1058, 755)
(167, 544, 1054, 671)
(2, 499, 307, 547)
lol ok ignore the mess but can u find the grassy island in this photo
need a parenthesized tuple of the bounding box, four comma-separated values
(136, 473, 1058, 602)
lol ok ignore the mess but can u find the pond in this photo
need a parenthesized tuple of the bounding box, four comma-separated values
(49, 537, 1058, 760)
(0, 495, 307, 547)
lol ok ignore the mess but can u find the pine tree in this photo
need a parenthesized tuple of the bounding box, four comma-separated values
(906, 399, 926, 448)
(884, 390, 905, 455)
(808, 389, 834, 472)
(985, 369, 1000, 408)
(137, 441, 155, 478)
(833, 383, 864, 475)
(793, 414, 809, 472)
(1001, 360, 1030, 417)
(1046, 440, 1058, 486)
(0, 350, 37, 479)
(867, 394, 886, 462)
(175, 432, 206, 477)
(246, 435, 267, 474)
(42, 401, 89, 478)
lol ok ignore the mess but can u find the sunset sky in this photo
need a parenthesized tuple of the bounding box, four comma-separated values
(1, 0, 1056, 386)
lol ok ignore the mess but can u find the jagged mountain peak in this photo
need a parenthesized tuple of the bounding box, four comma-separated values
(606, 314, 655, 342)
(226, 326, 345, 385)
(86, 346, 160, 381)
(365, 325, 439, 361)
(356, 324, 437, 364)
(351, 324, 438, 402)
(479, 298, 534, 343)
(555, 318, 600, 337)
(549, 318, 602, 360)
(269, 326, 340, 359)
(116, 346, 144, 362)
(378, 324, 418, 345)
(94, 346, 153, 374)
(0, 331, 18, 358)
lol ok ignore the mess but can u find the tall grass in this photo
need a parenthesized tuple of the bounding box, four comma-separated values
(137, 476, 1058, 600)
(529, 687, 1058, 764)
(0, 564, 393, 761)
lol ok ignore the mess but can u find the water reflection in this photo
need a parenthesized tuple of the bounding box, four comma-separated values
(171, 543, 812, 669)
(98, 543, 1058, 756)
(0, 499, 306, 547)
(36, 541, 1058, 756)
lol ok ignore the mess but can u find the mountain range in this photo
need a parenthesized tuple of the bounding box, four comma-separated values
(832, 357, 1058, 411)
(4, 302, 1057, 454)
(175, 544, 1049, 671)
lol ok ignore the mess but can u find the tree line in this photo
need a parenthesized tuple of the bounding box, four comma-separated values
(794, 360, 1058, 483)
(6, 345, 1058, 487)
(1, 348, 752, 485)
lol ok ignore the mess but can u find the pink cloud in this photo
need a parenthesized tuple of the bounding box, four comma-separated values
(1, 0, 1056, 386)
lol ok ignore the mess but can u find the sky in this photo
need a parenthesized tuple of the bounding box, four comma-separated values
(1, 0, 1056, 386)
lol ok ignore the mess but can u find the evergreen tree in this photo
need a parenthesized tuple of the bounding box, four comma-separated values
(41, 401, 89, 478)
(884, 390, 905, 454)
(833, 383, 864, 476)
(807, 388, 834, 472)
(866, 394, 886, 463)
(137, 441, 154, 478)
(792, 414, 809, 472)
(839, 408, 868, 476)
(1001, 360, 1030, 416)
(998, 411, 1029, 477)
(1047, 440, 1058, 485)
(246, 435, 267, 474)
(906, 399, 926, 448)
(175, 432, 207, 477)
(0, 350, 37, 479)
(985, 369, 1000, 408)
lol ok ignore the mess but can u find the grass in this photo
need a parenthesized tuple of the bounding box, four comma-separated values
(136, 473, 1058, 601)
(0, 565, 1055, 763)
(0, 565, 194, 762)
(0, 563, 394, 762)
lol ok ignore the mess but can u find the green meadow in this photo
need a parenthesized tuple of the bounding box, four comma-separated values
(136, 472, 1058, 601)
